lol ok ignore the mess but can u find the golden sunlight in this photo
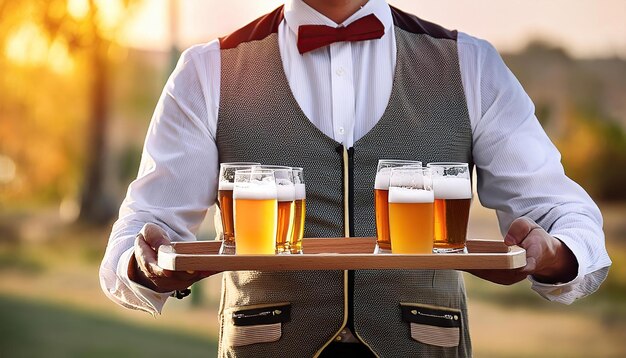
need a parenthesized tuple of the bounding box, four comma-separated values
(119, 0, 169, 50)
(94, 0, 125, 33)
(5, 21, 74, 74)
(119, 0, 285, 51)
(5, 22, 49, 67)
(48, 38, 75, 74)
(67, 0, 89, 20)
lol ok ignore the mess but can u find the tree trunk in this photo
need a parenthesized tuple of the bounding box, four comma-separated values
(78, 42, 115, 225)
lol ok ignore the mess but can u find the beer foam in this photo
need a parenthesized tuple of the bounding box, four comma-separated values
(276, 184, 295, 202)
(388, 187, 434, 203)
(374, 168, 392, 190)
(233, 184, 277, 200)
(295, 183, 306, 200)
(275, 178, 292, 186)
(218, 181, 234, 190)
(432, 177, 472, 199)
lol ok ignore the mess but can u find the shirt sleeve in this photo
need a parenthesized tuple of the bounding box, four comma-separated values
(458, 33, 612, 304)
(99, 41, 221, 315)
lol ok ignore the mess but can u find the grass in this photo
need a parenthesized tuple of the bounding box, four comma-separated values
(0, 294, 218, 358)
(0, 248, 44, 273)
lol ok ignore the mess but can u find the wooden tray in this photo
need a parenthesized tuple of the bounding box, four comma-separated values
(158, 238, 526, 271)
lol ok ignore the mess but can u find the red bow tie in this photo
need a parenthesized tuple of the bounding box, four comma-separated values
(297, 14, 385, 54)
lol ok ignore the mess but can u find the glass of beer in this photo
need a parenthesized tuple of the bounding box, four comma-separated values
(233, 168, 278, 255)
(427, 162, 472, 253)
(260, 165, 296, 254)
(218, 162, 260, 254)
(388, 167, 434, 254)
(374, 159, 421, 254)
(291, 167, 306, 254)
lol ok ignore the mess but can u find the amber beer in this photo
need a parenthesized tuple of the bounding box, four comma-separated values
(290, 183, 306, 253)
(374, 160, 421, 253)
(234, 199, 277, 254)
(217, 183, 235, 246)
(275, 184, 295, 254)
(428, 163, 472, 253)
(218, 162, 259, 254)
(233, 169, 277, 255)
(374, 186, 391, 251)
(388, 187, 434, 254)
(432, 178, 472, 252)
(258, 166, 296, 254)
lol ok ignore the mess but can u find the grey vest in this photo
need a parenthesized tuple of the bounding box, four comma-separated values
(215, 6, 473, 357)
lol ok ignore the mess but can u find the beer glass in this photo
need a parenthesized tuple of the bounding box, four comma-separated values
(388, 167, 434, 254)
(218, 162, 260, 254)
(291, 167, 306, 254)
(233, 169, 277, 255)
(260, 165, 295, 254)
(374, 159, 421, 253)
(427, 162, 472, 253)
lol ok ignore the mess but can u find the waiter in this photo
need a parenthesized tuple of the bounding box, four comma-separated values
(99, 1, 611, 356)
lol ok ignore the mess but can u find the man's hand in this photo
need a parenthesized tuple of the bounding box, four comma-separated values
(467, 217, 578, 285)
(128, 223, 218, 293)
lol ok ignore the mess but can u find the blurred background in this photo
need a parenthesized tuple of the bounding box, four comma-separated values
(1, 0, 625, 356)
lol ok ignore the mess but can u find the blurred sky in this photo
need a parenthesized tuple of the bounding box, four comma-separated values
(121, 0, 626, 58)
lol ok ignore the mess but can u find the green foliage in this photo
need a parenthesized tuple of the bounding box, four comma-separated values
(0, 248, 45, 273)
(505, 41, 626, 201)
(117, 145, 142, 184)
(556, 111, 626, 201)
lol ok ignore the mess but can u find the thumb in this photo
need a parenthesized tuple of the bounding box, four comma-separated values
(504, 217, 539, 246)
(139, 223, 171, 250)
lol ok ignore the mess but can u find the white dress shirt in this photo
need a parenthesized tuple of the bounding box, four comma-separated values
(99, 0, 611, 315)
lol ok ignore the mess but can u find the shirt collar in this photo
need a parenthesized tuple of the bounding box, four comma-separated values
(284, 0, 392, 35)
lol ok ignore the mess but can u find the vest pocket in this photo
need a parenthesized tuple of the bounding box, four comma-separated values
(400, 302, 461, 348)
(224, 302, 291, 347)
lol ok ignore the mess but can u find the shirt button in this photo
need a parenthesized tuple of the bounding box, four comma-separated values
(335, 67, 345, 76)
(338, 127, 345, 134)
(335, 336, 342, 342)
